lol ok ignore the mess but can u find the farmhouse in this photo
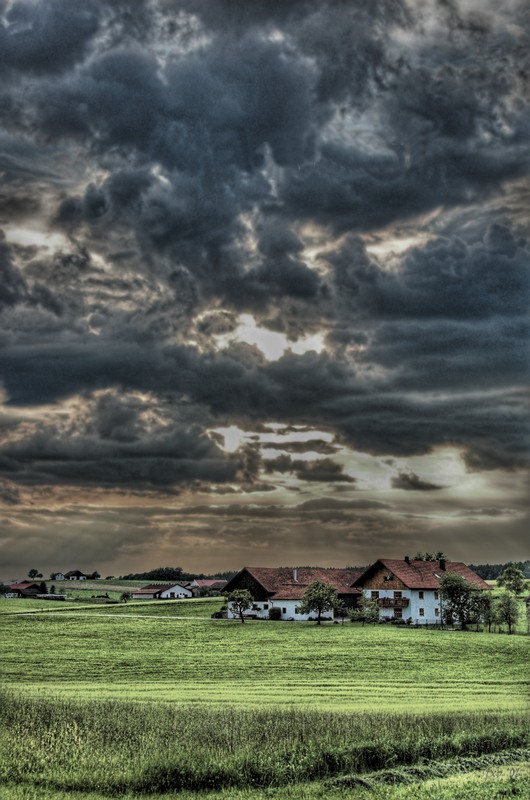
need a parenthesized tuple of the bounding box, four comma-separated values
(187, 579, 227, 596)
(131, 583, 193, 600)
(224, 567, 361, 621)
(64, 570, 88, 580)
(5, 581, 41, 598)
(353, 557, 491, 624)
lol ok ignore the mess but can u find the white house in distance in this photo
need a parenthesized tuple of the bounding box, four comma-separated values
(224, 567, 361, 621)
(131, 583, 193, 600)
(64, 570, 88, 580)
(352, 557, 491, 624)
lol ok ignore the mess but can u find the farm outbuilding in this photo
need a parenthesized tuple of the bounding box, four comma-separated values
(4, 582, 41, 598)
(131, 583, 193, 600)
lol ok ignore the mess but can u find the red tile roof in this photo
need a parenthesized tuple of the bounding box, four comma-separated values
(353, 559, 491, 590)
(193, 579, 227, 588)
(9, 582, 40, 590)
(228, 567, 362, 600)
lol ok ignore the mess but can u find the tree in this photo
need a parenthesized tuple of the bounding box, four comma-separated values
(334, 601, 349, 625)
(50, 584, 56, 595)
(495, 592, 519, 635)
(298, 580, 338, 625)
(350, 594, 380, 626)
(89, 571, 101, 580)
(226, 589, 253, 623)
(471, 591, 495, 632)
(497, 565, 527, 596)
(439, 573, 476, 630)
(28, 569, 40, 580)
(120, 591, 131, 603)
(38, 581, 46, 594)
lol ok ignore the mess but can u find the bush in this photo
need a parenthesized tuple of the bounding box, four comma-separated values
(269, 607, 282, 620)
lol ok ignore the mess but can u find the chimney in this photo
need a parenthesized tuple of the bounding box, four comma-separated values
(293, 567, 298, 582)
(439, 559, 446, 571)
(404, 556, 410, 564)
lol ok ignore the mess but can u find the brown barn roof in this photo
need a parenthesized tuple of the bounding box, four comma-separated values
(353, 559, 491, 590)
(225, 567, 362, 600)
(9, 582, 40, 591)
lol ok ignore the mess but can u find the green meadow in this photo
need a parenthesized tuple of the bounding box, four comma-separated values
(0, 601, 528, 799)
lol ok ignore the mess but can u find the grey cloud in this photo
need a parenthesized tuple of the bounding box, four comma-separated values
(264, 454, 355, 483)
(391, 472, 444, 492)
(0, 0, 100, 74)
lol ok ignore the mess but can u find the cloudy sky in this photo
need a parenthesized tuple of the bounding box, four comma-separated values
(0, 0, 528, 579)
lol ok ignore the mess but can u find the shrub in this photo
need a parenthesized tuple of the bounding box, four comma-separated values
(269, 607, 282, 620)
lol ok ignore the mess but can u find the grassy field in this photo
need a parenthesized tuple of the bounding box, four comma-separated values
(1, 601, 528, 799)
(1, 609, 529, 709)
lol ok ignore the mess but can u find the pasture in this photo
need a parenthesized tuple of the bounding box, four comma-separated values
(0, 603, 528, 799)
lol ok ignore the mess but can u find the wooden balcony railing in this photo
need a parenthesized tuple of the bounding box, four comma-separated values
(377, 597, 410, 608)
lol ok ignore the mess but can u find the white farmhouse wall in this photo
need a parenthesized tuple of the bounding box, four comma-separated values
(227, 599, 334, 621)
(159, 585, 192, 599)
(362, 588, 441, 624)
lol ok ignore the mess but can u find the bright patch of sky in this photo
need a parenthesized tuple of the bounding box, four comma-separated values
(213, 314, 325, 361)
(6, 227, 68, 251)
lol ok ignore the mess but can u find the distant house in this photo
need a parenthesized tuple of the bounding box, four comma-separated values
(5, 582, 41, 599)
(54, 573, 66, 581)
(352, 557, 491, 624)
(64, 570, 88, 581)
(188, 579, 228, 596)
(131, 583, 193, 600)
(224, 567, 361, 621)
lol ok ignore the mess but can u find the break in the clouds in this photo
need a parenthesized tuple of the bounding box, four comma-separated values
(0, 0, 528, 576)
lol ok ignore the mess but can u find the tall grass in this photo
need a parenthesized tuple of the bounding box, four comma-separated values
(1, 692, 528, 794)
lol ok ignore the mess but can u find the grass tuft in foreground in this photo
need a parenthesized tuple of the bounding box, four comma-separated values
(1, 692, 529, 795)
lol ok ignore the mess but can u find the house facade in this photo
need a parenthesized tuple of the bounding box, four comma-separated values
(131, 583, 193, 600)
(64, 570, 88, 580)
(224, 567, 361, 621)
(187, 579, 227, 596)
(5, 582, 41, 598)
(353, 558, 491, 624)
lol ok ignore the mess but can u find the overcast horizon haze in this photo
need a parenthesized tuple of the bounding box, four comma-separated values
(0, 0, 529, 580)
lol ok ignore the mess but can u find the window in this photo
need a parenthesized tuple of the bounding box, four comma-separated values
(394, 608, 403, 618)
(394, 591, 402, 599)
(371, 591, 379, 599)
(435, 608, 439, 616)
(282, 607, 287, 614)
(434, 591, 439, 600)
(263, 603, 268, 610)
(418, 591, 424, 599)
(419, 608, 424, 616)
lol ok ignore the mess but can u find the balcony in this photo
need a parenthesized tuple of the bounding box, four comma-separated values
(377, 597, 409, 608)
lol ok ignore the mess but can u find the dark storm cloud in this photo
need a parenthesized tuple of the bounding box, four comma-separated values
(391, 472, 444, 491)
(0, 391, 239, 488)
(0, 0, 100, 74)
(0, 0, 528, 518)
(363, 225, 529, 320)
(263, 440, 338, 455)
(264, 454, 355, 483)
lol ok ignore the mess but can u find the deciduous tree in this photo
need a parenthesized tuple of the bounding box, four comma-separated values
(298, 581, 338, 625)
(495, 592, 519, 635)
(350, 594, 380, 626)
(497, 565, 527, 596)
(440, 573, 476, 630)
(226, 589, 253, 623)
